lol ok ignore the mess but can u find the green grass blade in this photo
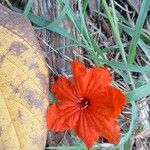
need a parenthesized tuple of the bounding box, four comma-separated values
(59, 0, 102, 53)
(126, 82, 150, 102)
(115, 70, 131, 84)
(120, 24, 150, 61)
(97, 9, 150, 45)
(140, 31, 150, 44)
(100, 43, 128, 54)
(46, 4, 67, 28)
(114, 101, 138, 148)
(10, 6, 83, 46)
(110, 0, 119, 33)
(23, 0, 34, 17)
(114, 9, 150, 44)
(124, 138, 132, 150)
(127, 0, 150, 64)
(48, 92, 56, 104)
(82, 0, 89, 14)
(58, 0, 102, 63)
(102, 0, 127, 62)
(98, 58, 150, 73)
(102, 0, 137, 90)
(79, 0, 103, 57)
(138, 40, 150, 61)
(29, 14, 79, 43)
(46, 26, 81, 44)
(4, 0, 14, 9)
(89, 35, 103, 56)
(78, 0, 93, 49)
(58, 0, 81, 33)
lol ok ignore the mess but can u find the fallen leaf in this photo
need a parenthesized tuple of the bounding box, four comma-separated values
(0, 4, 49, 150)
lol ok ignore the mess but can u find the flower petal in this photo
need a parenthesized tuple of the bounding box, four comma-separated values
(71, 61, 112, 98)
(106, 87, 126, 118)
(51, 76, 77, 105)
(84, 67, 112, 98)
(71, 60, 86, 97)
(46, 104, 80, 131)
(90, 86, 125, 118)
(88, 111, 120, 144)
(74, 111, 100, 148)
(99, 118, 120, 144)
(74, 110, 120, 148)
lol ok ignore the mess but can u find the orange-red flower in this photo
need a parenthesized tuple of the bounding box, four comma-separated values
(46, 60, 125, 148)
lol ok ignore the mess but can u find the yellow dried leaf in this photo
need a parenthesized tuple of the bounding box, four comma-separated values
(0, 4, 49, 150)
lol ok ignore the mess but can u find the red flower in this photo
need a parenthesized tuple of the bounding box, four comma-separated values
(46, 60, 125, 148)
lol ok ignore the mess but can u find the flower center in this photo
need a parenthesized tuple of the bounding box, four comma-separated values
(78, 98, 90, 110)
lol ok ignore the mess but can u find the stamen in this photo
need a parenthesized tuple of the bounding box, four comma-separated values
(78, 97, 84, 103)
(78, 98, 90, 110)
(81, 105, 88, 110)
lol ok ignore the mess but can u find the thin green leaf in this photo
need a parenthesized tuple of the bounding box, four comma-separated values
(10, 6, 83, 46)
(58, 0, 101, 63)
(23, 0, 34, 17)
(102, 0, 127, 62)
(78, 0, 93, 48)
(120, 24, 150, 61)
(114, 9, 150, 44)
(124, 138, 132, 150)
(46, 25, 79, 42)
(46, 4, 67, 28)
(102, 0, 136, 90)
(98, 58, 150, 73)
(82, 0, 89, 14)
(126, 82, 150, 102)
(48, 92, 56, 104)
(114, 101, 138, 149)
(138, 40, 150, 61)
(99, 43, 128, 54)
(79, 0, 103, 55)
(58, 0, 97, 59)
(88, 33, 103, 56)
(58, 0, 81, 33)
(140, 31, 150, 44)
(115, 70, 131, 84)
(4, 0, 14, 9)
(96, 9, 150, 45)
(127, 0, 150, 63)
